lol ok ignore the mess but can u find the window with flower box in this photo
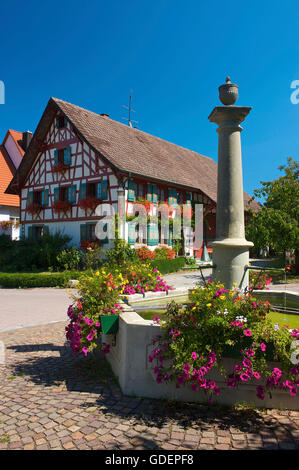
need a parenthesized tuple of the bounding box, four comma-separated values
(53, 185, 76, 214)
(26, 189, 49, 214)
(53, 146, 72, 171)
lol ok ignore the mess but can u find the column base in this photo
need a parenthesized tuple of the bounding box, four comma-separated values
(210, 238, 253, 290)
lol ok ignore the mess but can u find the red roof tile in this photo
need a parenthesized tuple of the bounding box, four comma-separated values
(0, 145, 19, 207)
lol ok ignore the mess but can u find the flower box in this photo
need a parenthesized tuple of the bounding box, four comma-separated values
(52, 162, 70, 173)
(53, 200, 72, 214)
(27, 202, 42, 215)
(101, 314, 119, 334)
(78, 196, 102, 211)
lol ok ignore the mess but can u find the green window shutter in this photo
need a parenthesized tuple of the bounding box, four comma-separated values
(128, 180, 136, 202)
(173, 189, 177, 206)
(102, 223, 109, 244)
(27, 191, 34, 207)
(42, 189, 49, 207)
(169, 226, 173, 246)
(42, 225, 49, 236)
(68, 184, 77, 204)
(147, 184, 153, 202)
(53, 149, 59, 166)
(80, 224, 87, 242)
(100, 179, 108, 200)
(54, 187, 60, 202)
(152, 185, 158, 203)
(79, 183, 87, 200)
(148, 223, 159, 246)
(128, 222, 136, 245)
(96, 182, 101, 199)
(186, 192, 192, 205)
(28, 226, 33, 240)
(64, 146, 72, 166)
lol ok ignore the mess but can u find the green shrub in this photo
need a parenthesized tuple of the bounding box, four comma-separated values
(57, 247, 82, 271)
(149, 257, 185, 274)
(0, 271, 81, 288)
(0, 232, 71, 272)
(106, 239, 138, 267)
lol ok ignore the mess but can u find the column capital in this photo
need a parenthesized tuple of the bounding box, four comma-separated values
(208, 106, 252, 126)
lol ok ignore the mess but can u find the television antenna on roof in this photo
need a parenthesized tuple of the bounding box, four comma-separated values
(122, 89, 138, 128)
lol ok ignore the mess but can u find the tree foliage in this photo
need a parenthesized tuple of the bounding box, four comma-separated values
(246, 157, 299, 255)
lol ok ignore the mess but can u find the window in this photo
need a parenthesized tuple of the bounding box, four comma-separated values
(53, 146, 72, 167)
(33, 190, 42, 206)
(159, 188, 165, 203)
(60, 187, 69, 202)
(54, 185, 77, 204)
(28, 225, 48, 240)
(56, 116, 66, 129)
(88, 182, 97, 198)
(87, 223, 96, 241)
(137, 183, 144, 199)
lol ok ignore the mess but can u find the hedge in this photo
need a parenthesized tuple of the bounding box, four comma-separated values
(0, 271, 81, 288)
(149, 257, 185, 274)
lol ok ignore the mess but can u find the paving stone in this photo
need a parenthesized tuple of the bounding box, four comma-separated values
(0, 321, 297, 451)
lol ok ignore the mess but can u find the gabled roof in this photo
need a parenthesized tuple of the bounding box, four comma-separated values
(0, 145, 20, 207)
(6, 97, 260, 211)
(3, 129, 25, 160)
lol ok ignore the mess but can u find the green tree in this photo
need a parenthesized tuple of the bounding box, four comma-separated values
(246, 157, 299, 271)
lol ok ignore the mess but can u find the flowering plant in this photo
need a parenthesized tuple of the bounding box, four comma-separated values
(52, 162, 70, 173)
(53, 200, 72, 214)
(136, 198, 153, 213)
(249, 271, 272, 290)
(136, 246, 175, 261)
(27, 202, 42, 215)
(78, 196, 102, 212)
(113, 262, 172, 295)
(0, 220, 16, 231)
(66, 269, 124, 357)
(150, 280, 299, 402)
(136, 246, 155, 260)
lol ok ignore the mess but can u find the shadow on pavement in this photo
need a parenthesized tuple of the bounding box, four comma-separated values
(5, 341, 286, 442)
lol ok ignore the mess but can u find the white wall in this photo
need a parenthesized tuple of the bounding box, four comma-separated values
(4, 134, 22, 169)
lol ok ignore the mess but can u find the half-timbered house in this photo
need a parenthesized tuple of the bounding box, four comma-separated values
(6, 98, 259, 257)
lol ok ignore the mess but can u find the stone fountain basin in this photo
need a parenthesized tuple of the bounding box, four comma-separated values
(102, 304, 299, 410)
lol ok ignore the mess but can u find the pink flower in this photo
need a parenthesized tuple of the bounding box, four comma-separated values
(153, 316, 160, 323)
(244, 329, 252, 337)
(260, 343, 266, 352)
(191, 352, 198, 360)
(254, 372, 261, 380)
(82, 346, 88, 356)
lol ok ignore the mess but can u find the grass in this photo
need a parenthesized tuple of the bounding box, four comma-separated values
(268, 311, 299, 329)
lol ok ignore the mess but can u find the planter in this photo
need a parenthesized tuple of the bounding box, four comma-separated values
(101, 314, 119, 334)
(103, 311, 299, 410)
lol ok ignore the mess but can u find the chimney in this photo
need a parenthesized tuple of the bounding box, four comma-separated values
(22, 131, 32, 151)
(100, 113, 110, 118)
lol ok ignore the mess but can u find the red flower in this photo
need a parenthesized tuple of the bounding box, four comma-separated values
(53, 200, 72, 214)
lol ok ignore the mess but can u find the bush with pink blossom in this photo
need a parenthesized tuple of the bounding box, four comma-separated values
(149, 280, 299, 402)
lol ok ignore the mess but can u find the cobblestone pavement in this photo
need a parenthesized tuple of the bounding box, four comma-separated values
(0, 322, 299, 451)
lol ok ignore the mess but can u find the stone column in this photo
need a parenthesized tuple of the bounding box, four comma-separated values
(208, 77, 253, 290)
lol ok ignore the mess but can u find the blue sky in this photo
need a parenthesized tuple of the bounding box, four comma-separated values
(0, 0, 298, 197)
